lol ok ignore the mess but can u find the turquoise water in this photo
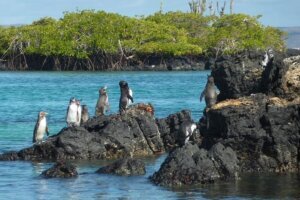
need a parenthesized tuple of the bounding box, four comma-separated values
(0, 71, 299, 199)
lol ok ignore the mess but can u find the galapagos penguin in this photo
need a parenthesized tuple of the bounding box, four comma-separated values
(33, 111, 49, 144)
(66, 97, 81, 127)
(95, 86, 110, 116)
(200, 76, 218, 108)
(179, 121, 197, 146)
(81, 105, 89, 124)
(261, 48, 274, 67)
(119, 80, 134, 114)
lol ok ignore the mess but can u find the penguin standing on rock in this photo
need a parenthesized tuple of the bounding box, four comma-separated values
(81, 105, 89, 124)
(119, 80, 134, 114)
(200, 76, 218, 108)
(33, 111, 49, 144)
(95, 86, 110, 116)
(179, 121, 197, 146)
(66, 97, 81, 127)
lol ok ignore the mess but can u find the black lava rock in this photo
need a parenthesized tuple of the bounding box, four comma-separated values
(0, 105, 193, 161)
(150, 143, 238, 186)
(96, 158, 146, 176)
(41, 161, 78, 178)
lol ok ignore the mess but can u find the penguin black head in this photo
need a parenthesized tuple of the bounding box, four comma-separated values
(82, 105, 88, 111)
(70, 97, 76, 103)
(208, 76, 214, 84)
(39, 111, 48, 118)
(76, 99, 81, 105)
(119, 80, 128, 88)
(99, 86, 107, 95)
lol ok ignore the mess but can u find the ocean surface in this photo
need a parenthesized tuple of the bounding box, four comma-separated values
(0, 71, 299, 200)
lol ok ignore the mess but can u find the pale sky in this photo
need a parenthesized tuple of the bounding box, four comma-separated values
(0, 0, 299, 27)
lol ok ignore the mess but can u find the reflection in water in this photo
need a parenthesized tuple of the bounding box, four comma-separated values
(170, 173, 300, 199)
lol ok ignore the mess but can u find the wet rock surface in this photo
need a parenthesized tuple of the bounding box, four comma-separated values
(96, 158, 146, 176)
(0, 104, 196, 161)
(150, 143, 238, 186)
(41, 161, 78, 178)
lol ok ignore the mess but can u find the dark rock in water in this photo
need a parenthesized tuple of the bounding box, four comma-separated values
(0, 104, 194, 161)
(212, 50, 265, 101)
(41, 161, 78, 178)
(156, 110, 201, 150)
(201, 94, 300, 173)
(96, 158, 146, 176)
(150, 143, 238, 186)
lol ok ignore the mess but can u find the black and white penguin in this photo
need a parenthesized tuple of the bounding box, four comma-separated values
(33, 111, 49, 144)
(261, 48, 274, 67)
(119, 80, 134, 114)
(95, 86, 110, 116)
(200, 76, 218, 108)
(81, 105, 89, 124)
(179, 121, 197, 146)
(66, 97, 81, 127)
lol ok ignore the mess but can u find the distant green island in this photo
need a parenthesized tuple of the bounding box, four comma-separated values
(0, 8, 285, 70)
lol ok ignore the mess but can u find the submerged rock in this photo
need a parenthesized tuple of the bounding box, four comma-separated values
(41, 161, 78, 178)
(96, 158, 146, 176)
(0, 104, 195, 161)
(150, 143, 238, 186)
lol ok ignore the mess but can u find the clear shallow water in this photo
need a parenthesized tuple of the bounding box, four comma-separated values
(0, 71, 299, 200)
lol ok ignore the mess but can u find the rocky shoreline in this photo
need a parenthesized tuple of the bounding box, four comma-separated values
(150, 51, 300, 186)
(1, 49, 299, 71)
(0, 50, 299, 187)
(0, 104, 197, 161)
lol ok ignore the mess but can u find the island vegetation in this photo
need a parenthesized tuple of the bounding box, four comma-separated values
(0, 0, 285, 70)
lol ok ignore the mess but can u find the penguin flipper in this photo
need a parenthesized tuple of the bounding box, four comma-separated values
(66, 105, 70, 123)
(128, 94, 134, 103)
(200, 90, 205, 102)
(46, 126, 50, 136)
(33, 119, 39, 143)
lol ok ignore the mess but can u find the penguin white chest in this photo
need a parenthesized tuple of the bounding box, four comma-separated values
(37, 118, 46, 140)
(67, 103, 78, 123)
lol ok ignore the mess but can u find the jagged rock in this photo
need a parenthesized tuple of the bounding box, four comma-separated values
(41, 161, 78, 178)
(96, 158, 146, 176)
(150, 143, 238, 186)
(0, 104, 193, 161)
(212, 51, 299, 102)
(212, 50, 265, 101)
(262, 55, 300, 101)
(156, 110, 201, 150)
(201, 94, 300, 173)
